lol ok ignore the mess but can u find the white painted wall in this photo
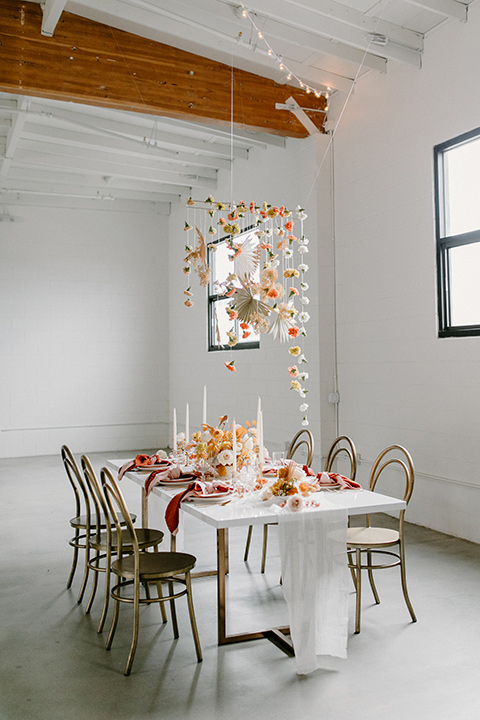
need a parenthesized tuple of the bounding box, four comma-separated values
(0, 204, 170, 457)
(167, 135, 332, 462)
(332, 5, 480, 541)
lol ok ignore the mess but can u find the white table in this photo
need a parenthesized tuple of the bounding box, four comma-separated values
(108, 459, 406, 654)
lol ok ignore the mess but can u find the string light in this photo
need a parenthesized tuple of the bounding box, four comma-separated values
(237, 2, 329, 102)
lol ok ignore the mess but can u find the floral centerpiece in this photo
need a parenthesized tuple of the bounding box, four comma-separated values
(255, 461, 321, 511)
(187, 416, 258, 480)
(182, 196, 310, 427)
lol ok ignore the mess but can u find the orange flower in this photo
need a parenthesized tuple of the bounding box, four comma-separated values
(288, 235, 298, 242)
(288, 327, 300, 338)
(225, 361, 236, 372)
(242, 331, 251, 339)
(284, 220, 294, 231)
(184, 299, 194, 308)
(267, 287, 280, 299)
(277, 238, 287, 250)
(227, 210, 239, 221)
(218, 217, 226, 226)
(240, 322, 249, 330)
(288, 365, 299, 377)
(289, 287, 299, 296)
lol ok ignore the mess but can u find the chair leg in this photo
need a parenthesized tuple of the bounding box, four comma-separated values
(261, 525, 268, 574)
(106, 592, 120, 650)
(67, 532, 80, 588)
(355, 548, 362, 634)
(85, 554, 101, 614)
(77, 544, 90, 604)
(125, 582, 140, 676)
(367, 552, 380, 604)
(156, 581, 168, 623)
(244, 525, 253, 562)
(168, 580, 179, 638)
(97, 559, 110, 633)
(399, 542, 417, 622)
(143, 582, 151, 601)
(185, 571, 202, 662)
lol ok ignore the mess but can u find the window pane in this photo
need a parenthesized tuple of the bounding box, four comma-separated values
(449, 243, 480, 326)
(212, 242, 235, 287)
(444, 136, 480, 236)
(212, 298, 232, 346)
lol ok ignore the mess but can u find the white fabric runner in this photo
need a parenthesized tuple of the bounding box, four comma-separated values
(277, 500, 349, 675)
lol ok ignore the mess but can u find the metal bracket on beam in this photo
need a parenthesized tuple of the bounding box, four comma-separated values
(275, 96, 322, 135)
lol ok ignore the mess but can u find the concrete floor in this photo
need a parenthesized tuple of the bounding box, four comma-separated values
(1, 450, 479, 720)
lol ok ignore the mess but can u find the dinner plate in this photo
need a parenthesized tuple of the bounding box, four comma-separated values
(134, 463, 172, 471)
(187, 492, 234, 504)
(317, 482, 342, 490)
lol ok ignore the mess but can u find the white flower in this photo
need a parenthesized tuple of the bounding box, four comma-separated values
(299, 354, 308, 363)
(299, 403, 309, 412)
(300, 296, 310, 305)
(283, 248, 293, 258)
(298, 245, 309, 254)
(243, 436, 254, 451)
(300, 327, 307, 337)
(286, 494, 306, 512)
(299, 390, 307, 398)
(265, 228, 272, 235)
(298, 311, 310, 323)
(298, 263, 309, 272)
(300, 372, 309, 381)
(299, 236, 309, 245)
(217, 449, 234, 466)
(292, 466, 307, 482)
(176, 432, 185, 442)
(156, 449, 168, 459)
(301, 418, 309, 426)
(300, 282, 309, 290)
(271, 259, 280, 268)
(260, 487, 273, 502)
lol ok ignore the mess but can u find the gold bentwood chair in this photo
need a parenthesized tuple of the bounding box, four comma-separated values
(80, 456, 165, 632)
(324, 435, 358, 480)
(244, 428, 315, 572)
(100, 467, 202, 675)
(61, 446, 137, 603)
(347, 445, 417, 634)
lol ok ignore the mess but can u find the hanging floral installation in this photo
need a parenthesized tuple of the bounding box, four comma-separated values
(182, 197, 310, 427)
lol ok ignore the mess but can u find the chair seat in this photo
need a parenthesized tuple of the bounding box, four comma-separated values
(89, 528, 164, 552)
(70, 512, 137, 529)
(112, 551, 196, 581)
(347, 526, 399, 547)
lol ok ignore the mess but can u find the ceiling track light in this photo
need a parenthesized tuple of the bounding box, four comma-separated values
(367, 32, 389, 46)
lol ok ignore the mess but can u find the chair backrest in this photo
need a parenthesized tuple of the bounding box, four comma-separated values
(286, 429, 314, 467)
(368, 445, 415, 528)
(100, 466, 139, 560)
(81, 455, 108, 542)
(324, 436, 358, 481)
(61, 445, 89, 522)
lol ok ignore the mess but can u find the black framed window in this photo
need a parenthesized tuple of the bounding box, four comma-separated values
(435, 127, 480, 336)
(208, 229, 260, 351)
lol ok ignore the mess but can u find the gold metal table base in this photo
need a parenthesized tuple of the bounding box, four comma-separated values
(217, 527, 294, 656)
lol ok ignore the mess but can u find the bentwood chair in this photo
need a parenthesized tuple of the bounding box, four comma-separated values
(324, 435, 357, 480)
(81, 456, 165, 632)
(61, 445, 137, 603)
(244, 428, 315, 572)
(347, 445, 417, 633)
(100, 467, 202, 675)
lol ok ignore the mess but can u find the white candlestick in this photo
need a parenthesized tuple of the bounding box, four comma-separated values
(256, 396, 261, 455)
(259, 409, 264, 469)
(185, 403, 189, 444)
(232, 418, 237, 473)
(202, 385, 207, 427)
(173, 408, 177, 452)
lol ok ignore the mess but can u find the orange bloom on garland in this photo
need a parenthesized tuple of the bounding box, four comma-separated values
(225, 361, 236, 372)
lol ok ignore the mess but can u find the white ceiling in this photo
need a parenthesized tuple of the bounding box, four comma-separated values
(0, 0, 473, 213)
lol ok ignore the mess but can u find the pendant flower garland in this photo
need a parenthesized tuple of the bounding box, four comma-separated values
(182, 197, 310, 427)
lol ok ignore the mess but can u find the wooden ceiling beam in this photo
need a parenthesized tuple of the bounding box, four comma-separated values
(0, 0, 327, 137)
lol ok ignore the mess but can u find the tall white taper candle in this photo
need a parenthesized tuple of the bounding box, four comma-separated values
(202, 385, 207, 427)
(173, 408, 177, 451)
(185, 403, 189, 444)
(232, 418, 237, 473)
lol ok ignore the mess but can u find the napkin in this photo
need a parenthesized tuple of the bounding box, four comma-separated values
(165, 480, 231, 535)
(317, 472, 362, 490)
(118, 454, 172, 481)
(144, 467, 200, 496)
(278, 501, 349, 675)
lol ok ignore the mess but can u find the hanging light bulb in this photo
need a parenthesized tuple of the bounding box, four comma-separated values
(279, 63, 284, 70)
(258, 30, 263, 39)
(242, 8, 248, 17)
(306, 87, 311, 94)
(267, 47, 273, 56)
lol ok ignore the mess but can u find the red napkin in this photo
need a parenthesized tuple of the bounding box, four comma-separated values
(303, 464, 316, 477)
(145, 468, 200, 496)
(165, 480, 231, 535)
(316, 471, 362, 490)
(118, 454, 171, 481)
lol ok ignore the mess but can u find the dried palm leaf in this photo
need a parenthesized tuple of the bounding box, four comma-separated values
(232, 285, 270, 325)
(268, 309, 296, 343)
(234, 235, 260, 281)
(195, 226, 207, 267)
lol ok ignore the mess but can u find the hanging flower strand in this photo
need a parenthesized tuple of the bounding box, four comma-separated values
(182, 198, 309, 423)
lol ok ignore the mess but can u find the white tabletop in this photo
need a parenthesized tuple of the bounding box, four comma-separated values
(107, 459, 406, 530)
